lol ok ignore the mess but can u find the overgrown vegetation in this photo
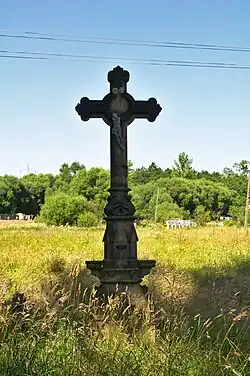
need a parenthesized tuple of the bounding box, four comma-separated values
(1, 225, 250, 374)
(1, 294, 249, 375)
(1, 154, 249, 226)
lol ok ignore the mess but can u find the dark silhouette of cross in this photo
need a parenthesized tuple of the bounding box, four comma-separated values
(75, 66, 162, 299)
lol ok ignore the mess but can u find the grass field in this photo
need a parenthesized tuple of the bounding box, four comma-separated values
(1, 223, 250, 375)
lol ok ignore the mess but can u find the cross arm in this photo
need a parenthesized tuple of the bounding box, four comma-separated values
(134, 98, 162, 122)
(75, 97, 104, 122)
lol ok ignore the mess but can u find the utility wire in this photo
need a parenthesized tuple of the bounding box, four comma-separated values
(1, 30, 250, 53)
(1, 49, 248, 67)
(1, 53, 250, 70)
(2, 29, 250, 53)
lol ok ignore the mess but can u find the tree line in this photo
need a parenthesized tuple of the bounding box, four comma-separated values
(0, 153, 249, 226)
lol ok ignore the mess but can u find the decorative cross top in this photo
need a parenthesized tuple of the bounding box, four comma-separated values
(75, 65, 162, 127)
(108, 65, 129, 94)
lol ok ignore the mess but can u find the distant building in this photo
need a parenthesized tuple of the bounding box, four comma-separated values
(165, 219, 196, 229)
(0, 214, 16, 220)
(0, 213, 34, 221)
(16, 213, 25, 220)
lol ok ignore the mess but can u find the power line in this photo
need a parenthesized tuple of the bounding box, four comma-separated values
(1, 30, 250, 53)
(1, 53, 250, 70)
(1, 48, 248, 67)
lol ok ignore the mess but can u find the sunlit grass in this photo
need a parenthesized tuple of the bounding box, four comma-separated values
(1, 224, 250, 293)
(1, 223, 250, 375)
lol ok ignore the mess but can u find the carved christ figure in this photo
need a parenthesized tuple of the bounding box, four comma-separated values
(111, 112, 124, 151)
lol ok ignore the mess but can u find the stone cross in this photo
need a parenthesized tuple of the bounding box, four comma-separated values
(75, 66, 162, 298)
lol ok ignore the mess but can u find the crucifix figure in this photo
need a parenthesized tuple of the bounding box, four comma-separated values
(75, 66, 162, 299)
(111, 112, 124, 151)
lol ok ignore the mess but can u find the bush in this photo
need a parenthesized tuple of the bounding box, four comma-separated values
(223, 219, 236, 227)
(39, 193, 97, 226)
(131, 183, 185, 222)
(194, 205, 211, 226)
(77, 212, 99, 227)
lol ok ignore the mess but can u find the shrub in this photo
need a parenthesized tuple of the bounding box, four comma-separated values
(194, 205, 211, 226)
(223, 219, 236, 227)
(39, 193, 97, 226)
(77, 212, 99, 227)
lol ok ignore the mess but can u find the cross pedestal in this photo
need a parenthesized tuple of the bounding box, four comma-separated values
(75, 66, 162, 299)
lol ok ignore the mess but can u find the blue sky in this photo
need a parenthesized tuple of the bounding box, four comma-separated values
(1, 1, 250, 176)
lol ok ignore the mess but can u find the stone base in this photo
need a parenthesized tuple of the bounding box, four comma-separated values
(86, 259, 156, 303)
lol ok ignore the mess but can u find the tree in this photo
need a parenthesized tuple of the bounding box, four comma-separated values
(152, 177, 238, 220)
(130, 162, 163, 186)
(69, 167, 109, 216)
(223, 174, 247, 199)
(131, 180, 184, 222)
(21, 173, 55, 215)
(0, 155, 249, 226)
(196, 170, 222, 183)
(233, 160, 250, 176)
(194, 205, 211, 226)
(70, 167, 109, 200)
(127, 160, 134, 174)
(54, 162, 86, 192)
(130, 166, 150, 185)
(0, 175, 29, 214)
(70, 162, 86, 176)
(229, 203, 244, 224)
(172, 152, 194, 178)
